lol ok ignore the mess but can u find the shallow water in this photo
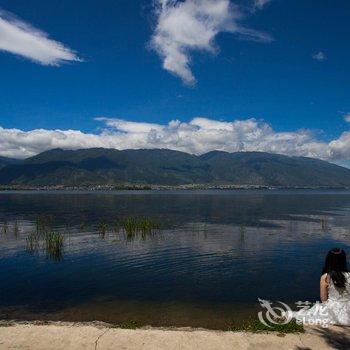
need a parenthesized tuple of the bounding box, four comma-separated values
(0, 190, 350, 329)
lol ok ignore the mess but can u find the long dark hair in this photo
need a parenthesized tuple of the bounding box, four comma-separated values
(322, 248, 348, 288)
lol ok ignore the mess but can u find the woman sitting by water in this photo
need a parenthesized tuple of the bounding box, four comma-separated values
(289, 248, 350, 326)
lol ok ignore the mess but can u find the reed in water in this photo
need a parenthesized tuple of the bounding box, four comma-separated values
(43, 231, 64, 261)
(118, 217, 161, 239)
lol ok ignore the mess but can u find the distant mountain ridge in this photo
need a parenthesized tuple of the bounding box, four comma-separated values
(1, 148, 350, 187)
(0, 156, 22, 169)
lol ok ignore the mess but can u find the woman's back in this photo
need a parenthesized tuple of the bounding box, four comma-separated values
(327, 272, 350, 302)
(290, 249, 350, 326)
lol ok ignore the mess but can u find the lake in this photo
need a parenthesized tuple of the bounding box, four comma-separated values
(1, 190, 350, 329)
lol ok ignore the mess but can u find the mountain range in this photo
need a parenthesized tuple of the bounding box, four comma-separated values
(0, 156, 21, 169)
(1, 148, 350, 187)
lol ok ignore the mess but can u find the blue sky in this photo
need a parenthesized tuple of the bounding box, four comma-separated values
(0, 0, 349, 164)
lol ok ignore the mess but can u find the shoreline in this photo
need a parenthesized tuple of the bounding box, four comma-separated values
(1, 186, 350, 192)
(0, 320, 349, 349)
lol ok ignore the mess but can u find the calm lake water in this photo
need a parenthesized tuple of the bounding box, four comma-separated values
(1, 190, 350, 329)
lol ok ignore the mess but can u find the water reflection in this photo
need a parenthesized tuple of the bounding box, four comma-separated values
(0, 190, 350, 328)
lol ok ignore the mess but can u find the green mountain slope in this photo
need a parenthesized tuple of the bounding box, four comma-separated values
(201, 151, 350, 187)
(0, 148, 350, 187)
(0, 156, 21, 169)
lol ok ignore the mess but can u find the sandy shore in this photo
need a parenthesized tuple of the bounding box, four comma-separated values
(0, 321, 349, 349)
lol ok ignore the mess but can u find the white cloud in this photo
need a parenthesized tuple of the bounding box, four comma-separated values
(0, 9, 81, 65)
(1, 117, 350, 165)
(344, 114, 350, 123)
(253, 0, 272, 10)
(328, 132, 350, 160)
(312, 51, 327, 61)
(150, 0, 272, 84)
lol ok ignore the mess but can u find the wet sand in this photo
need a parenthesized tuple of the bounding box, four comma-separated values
(0, 300, 261, 330)
(0, 321, 349, 350)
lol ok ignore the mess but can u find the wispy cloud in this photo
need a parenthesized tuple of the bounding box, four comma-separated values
(252, 0, 272, 11)
(344, 114, 350, 123)
(150, 0, 272, 85)
(1, 117, 350, 164)
(312, 51, 327, 61)
(0, 9, 81, 65)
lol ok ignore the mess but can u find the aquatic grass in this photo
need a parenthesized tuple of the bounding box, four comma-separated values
(1, 220, 9, 235)
(43, 231, 64, 261)
(239, 224, 246, 235)
(13, 221, 20, 237)
(138, 217, 160, 238)
(35, 217, 42, 234)
(228, 318, 304, 333)
(26, 232, 40, 253)
(112, 221, 121, 234)
(98, 221, 109, 237)
(122, 217, 138, 237)
(321, 217, 328, 231)
(25, 229, 64, 261)
(119, 217, 161, 240)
